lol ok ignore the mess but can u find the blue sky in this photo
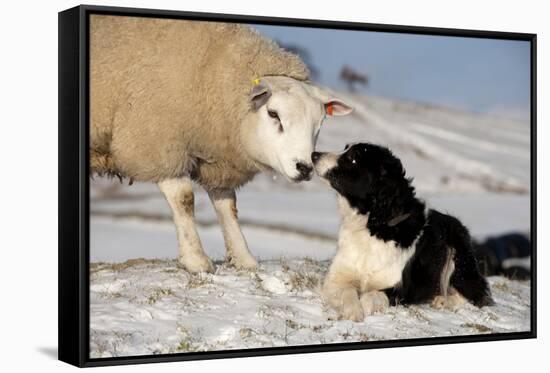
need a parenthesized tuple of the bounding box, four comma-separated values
(253, 24, 531, 121)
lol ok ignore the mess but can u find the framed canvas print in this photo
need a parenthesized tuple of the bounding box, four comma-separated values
(58, 4, 537, 367)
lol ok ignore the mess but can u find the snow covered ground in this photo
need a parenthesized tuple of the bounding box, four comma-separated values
(90, 258, 530, 358)
(90, 191, 529, 263)
(89, 92, 531, 357)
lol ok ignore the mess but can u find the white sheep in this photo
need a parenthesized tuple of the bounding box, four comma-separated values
(90, 15, 353, 272)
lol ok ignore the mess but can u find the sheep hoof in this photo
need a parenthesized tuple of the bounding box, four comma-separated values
(230, 254, 258, 270)
(179, 253, 214, 273)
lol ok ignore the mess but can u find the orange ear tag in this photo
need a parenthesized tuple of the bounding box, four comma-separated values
(326, 103, 334, 116)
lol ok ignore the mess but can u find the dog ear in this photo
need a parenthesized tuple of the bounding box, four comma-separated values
(381, 152, 405, 178)
(372, 169, 413, 222)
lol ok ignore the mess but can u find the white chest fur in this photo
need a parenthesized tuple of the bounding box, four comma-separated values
(330, 196, 417, 292)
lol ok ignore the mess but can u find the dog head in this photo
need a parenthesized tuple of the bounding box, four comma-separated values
(312, 143, 410, 213)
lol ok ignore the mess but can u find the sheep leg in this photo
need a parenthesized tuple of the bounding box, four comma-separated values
(208, 189, 258, 270)
(158, 178, 214, 273)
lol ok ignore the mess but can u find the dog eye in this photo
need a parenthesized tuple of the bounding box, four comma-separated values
(267, 110, 280, 121)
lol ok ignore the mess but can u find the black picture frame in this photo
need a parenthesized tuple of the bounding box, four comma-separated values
(58, 4, 537, 368)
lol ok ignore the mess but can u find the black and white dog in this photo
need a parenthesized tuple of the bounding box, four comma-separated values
(312, 143, 493, 321)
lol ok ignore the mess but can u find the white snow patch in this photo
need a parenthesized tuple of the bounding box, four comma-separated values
(90, 259, 530, 358)
(259, 274, 289, 294)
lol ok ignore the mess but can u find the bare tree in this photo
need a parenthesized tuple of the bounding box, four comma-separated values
(340, 66, 368, 92)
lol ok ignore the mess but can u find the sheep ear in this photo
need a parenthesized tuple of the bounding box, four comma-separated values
(310, 86, 353, 116)
(324, 99, 354, 116)
(250, 81, 272, 111)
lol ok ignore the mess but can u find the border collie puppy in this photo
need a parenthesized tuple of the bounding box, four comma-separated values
(312, 143, 493, 321)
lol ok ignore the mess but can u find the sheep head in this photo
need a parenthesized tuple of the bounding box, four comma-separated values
(242, 76, 353, 183)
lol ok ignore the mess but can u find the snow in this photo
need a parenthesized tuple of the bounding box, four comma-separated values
(89, 92, 531, 357)
(90, 258, 530, 358)
(90, 191, 529, 263)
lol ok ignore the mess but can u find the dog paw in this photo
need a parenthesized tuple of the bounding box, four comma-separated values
(340, 299, 365, 322)
(431, 293, 466, 310)
(360, 291, 390, 315)
(179, 253, 214, 273)
(431, 295, 448, 309)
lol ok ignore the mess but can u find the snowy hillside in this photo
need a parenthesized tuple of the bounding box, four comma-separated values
(90, 93, 531, 263)
(319, 94, 530, 195)
(89, 93, 531, 357)
(90, 258, 530, 358)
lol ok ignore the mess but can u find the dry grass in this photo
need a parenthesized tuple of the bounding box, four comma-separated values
(186, 274, 213, 289)
(147, 287, 174, 304)
(90, 258, 168, 274)
(288, 271, 320, 292)
(461, 323, 493, 333)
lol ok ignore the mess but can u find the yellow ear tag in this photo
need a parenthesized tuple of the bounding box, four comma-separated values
(252, 78, 261, 86)
(326, 102, 334, 116)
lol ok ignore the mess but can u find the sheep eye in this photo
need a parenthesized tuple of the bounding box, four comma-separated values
(267, 110, 280, 120)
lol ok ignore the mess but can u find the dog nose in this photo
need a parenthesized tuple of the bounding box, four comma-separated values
(311, 152, 322, 163)
(296, 162, 313, 179)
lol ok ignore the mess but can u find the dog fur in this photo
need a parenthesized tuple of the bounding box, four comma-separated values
(313, 143, 494, 321)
